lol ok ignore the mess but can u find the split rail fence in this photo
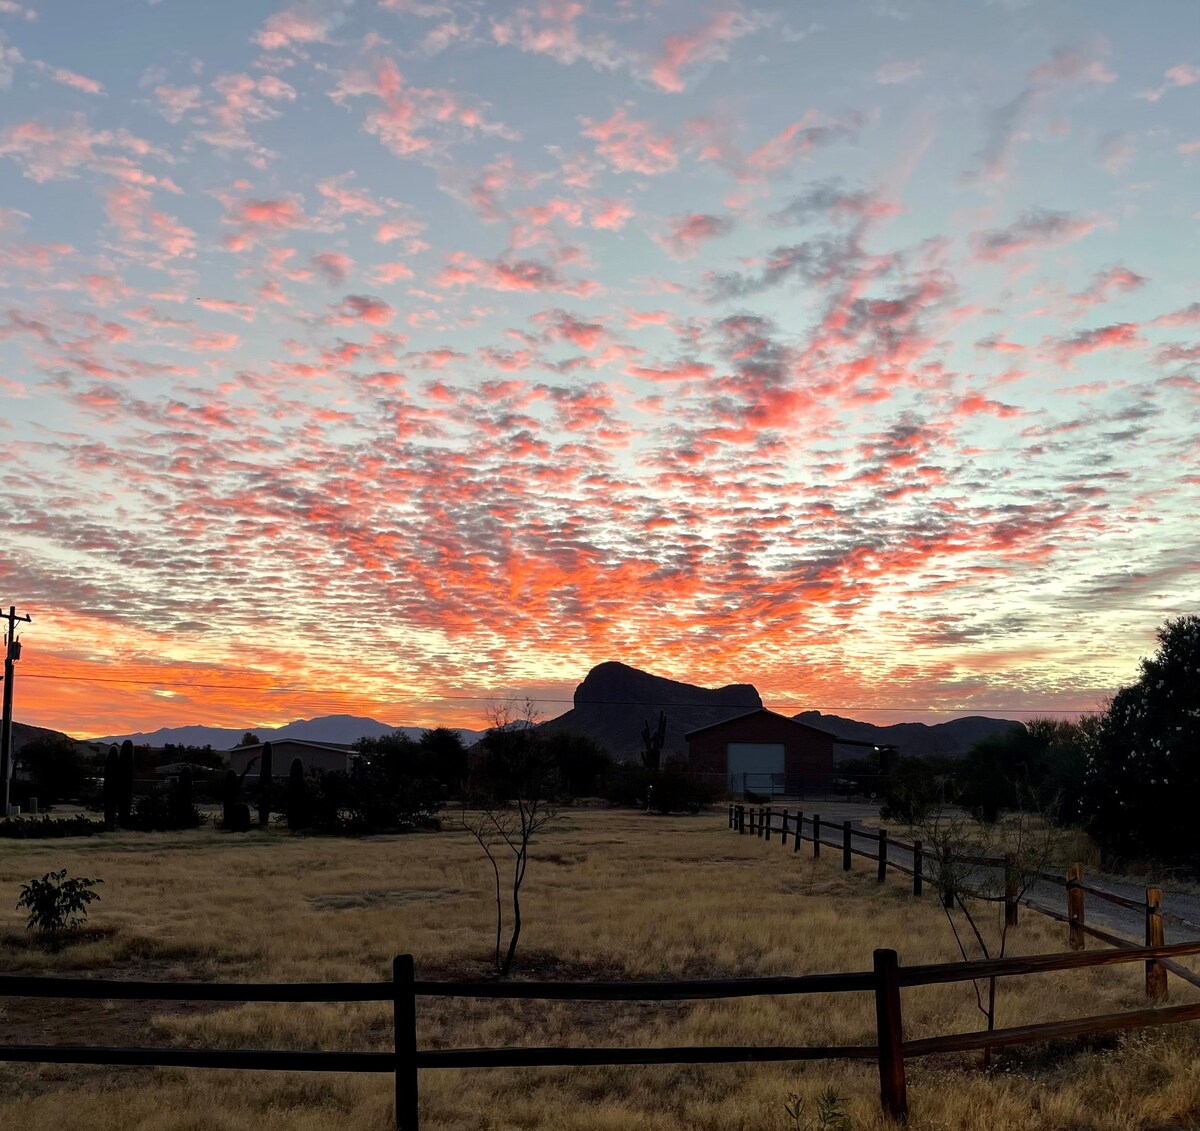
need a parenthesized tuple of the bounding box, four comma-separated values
(729, 801, 1200, 997)
(10, 938, 1200, 1126)
(4, 812, 1200, 1127)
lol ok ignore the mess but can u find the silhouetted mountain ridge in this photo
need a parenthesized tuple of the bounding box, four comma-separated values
(545, 661, 761, 761)
(793, 711, 1023, 761)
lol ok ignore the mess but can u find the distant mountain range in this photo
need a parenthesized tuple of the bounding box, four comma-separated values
(793, 711, 1023, 761)
(93, 715, 481, 751)
(43, 664, 1022, 763)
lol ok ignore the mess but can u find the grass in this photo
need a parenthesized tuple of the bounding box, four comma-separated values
(0, 809, 1198, 1129)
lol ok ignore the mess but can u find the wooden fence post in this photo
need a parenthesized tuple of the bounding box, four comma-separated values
(873, 948, 909, 1122)
(393, 954, 419, 1131)
(813, 814, 821, 858)
(1146, 887, 1168, 1002)
(843, 821, 852, 871)
(793, 810, 803, 854)
(1004, 853, 1018, 927)
(912, 840, 922, 897)
(878, 829, 888, 883)
(1067, 862, 1085, 951)
(728, 803, 734, 829)
(765, 806, 772, 842)
(780, 809, 789, 846)
(737, 805, 744, 834)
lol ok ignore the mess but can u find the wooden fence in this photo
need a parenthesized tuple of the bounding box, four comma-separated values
(728, 802, 1200, 999)
(8, 938, 1200, 1126)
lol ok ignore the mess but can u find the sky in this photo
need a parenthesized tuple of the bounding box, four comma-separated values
(0, 1, 1197, 739)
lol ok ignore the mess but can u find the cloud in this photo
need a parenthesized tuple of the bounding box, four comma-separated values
(649, 9, 765, 93)
(1097, 131, 1134, 175)
(1137, 62, 1200, 102)
(436, 251, 598, 296)
(312, 251, 354, 285)
(972, 209, 1104, 261)
(875, 59, 922, 84)
(491, 2, 625, 71)
(1046, 322, 1143, 363)
(654, 212, 735, 258)
(332, 294, 394, 324)
(254, 7, 338, 52)
(31, 60, 104, 94)
(690, 112, 863, 182)
(581, 109, 677, 175)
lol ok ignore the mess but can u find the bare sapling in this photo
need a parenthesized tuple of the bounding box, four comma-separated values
(461, 698, 558, 976)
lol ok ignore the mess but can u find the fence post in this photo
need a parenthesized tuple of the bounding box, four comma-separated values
(393, 954, 419, 1131)
(940, 846, 954, 910)
(843, 821, 852, 871)
(780, 809, 789, 846)
(873, 948, 909, 1122)
(739, 805, 745, 834)
(765, 806, 772, 842)
(1146, 887, 1168, 1002)
(793, 810, 803, 854)
(813, 814, 821, 859)
(728, 803, 733, 829)
(878, 829, 888, 883)
(1067, 862, 1085, 951)
(1004, 853, 1018, 927)
(912, 840, 922, 897)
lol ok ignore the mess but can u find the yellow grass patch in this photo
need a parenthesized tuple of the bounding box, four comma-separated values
(0, 810, 1196, 1129)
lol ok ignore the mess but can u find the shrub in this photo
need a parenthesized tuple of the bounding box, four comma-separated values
(0, 815, 106, 839)
(17, 869, 102, 941)
(286, 759, 310, 831)
(227, 802, 253, 833)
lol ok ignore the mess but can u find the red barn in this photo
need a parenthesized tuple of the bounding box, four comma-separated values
(685, 709, 835, 797)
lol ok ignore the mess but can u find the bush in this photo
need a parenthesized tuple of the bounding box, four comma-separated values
(17, 869, 102, 941)
(0, 815, 106, 839)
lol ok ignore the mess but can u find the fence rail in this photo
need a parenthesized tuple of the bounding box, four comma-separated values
(6, 814, 1200, 1128)
(8, 930, 1200, 1126)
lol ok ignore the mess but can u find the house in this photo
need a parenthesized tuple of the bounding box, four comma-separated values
(685, 709, 836, 797)
(228, 739, 356, 779)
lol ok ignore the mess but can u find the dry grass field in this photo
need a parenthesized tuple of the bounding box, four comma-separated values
(1, 808, 1199, 1130)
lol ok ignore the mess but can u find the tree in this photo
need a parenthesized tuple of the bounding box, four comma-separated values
(118, 740, 135, 825)
(241, 732, 261, 747)
(257, 741, 273, 827)
(908, 795, 1065, 1061)
(102, 745, 119, 829)
(354, 728, 468, 795)
(1083, 615, 1200, 863)
(286, 758, 309, 831)
(461, 699, 558, 977)
(20, 734, 86, 806)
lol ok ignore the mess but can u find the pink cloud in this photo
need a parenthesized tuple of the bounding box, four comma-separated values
(590, 199, 633, 231)
(582, 109, 677, 175)
(1047, 322, 1143, 363)
(372, 261, 414, 284)
(254, 7, 336, 52)
(655, 212, 735, 258)
(105, 184, 196, 263)
(32, 61, 104, 94)
(536, 308, 607, 350)
(153, 85, 202, 125)
(435, 251, 597, 296)
(650, 10, 762, 93)
(199, 73, 296, 159)
(195, 298, 256, 322)
(491, 2, 624, 71)
(973, 209, 1104, 262)
(220, 194, 319, 252)
(1137, 62, 1200, 102)
(317, 172, 387, 217)
(332, 294, 394, 325)
(191, 330, 240, 352)
(1066, 265, 1146, 314)
(312, 251, 354, 285)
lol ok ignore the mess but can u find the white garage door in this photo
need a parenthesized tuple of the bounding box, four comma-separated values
(727, 742, 785, 795)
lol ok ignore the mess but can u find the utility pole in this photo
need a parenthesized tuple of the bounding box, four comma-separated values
(1, 605, 32, 817)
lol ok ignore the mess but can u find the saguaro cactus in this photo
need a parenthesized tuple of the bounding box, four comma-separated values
(257, 742, 273, 827)
(640, 710, 667, 772)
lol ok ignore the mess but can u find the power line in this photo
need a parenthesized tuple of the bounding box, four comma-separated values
(18, 669, 1103, 713)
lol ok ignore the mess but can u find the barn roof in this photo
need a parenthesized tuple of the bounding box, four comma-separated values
(683, 708, 838, 741)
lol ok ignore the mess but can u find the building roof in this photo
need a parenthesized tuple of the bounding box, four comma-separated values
(228, 739, 355, 755)
(683, 708, 839, 741)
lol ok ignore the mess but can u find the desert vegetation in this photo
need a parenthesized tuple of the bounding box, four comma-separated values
(2, 810, 1200, 1130)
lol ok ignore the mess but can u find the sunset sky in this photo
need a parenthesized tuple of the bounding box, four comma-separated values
(1, 1, 1197, 738)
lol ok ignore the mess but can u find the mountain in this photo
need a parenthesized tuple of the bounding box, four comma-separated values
(793, 711, 1024, 761)
(544, 661, 761, 761)
(95, 714, 481, 751)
